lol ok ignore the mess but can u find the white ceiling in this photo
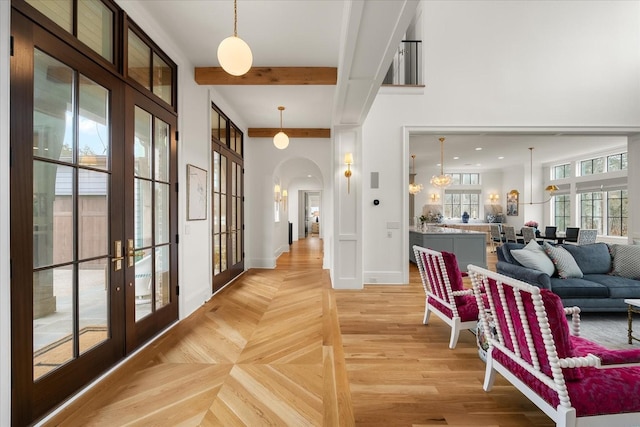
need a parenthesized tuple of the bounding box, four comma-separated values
(127, 0, 419, 131)
(410, 133, 629, 172)
(125, 1, 630, 171)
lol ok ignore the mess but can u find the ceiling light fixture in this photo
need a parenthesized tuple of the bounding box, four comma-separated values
(508, 147, 559, 204)
(430, 137, 452, 188)
(409, 154, 423, 195)
(273, 106, 289, 149)
(217, 0, 253, 76)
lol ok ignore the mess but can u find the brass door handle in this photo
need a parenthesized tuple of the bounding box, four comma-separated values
(127, 239, 135, 267)
(112, 240, 123, 271)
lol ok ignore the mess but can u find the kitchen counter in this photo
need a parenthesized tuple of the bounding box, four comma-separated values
(410, 226, 487, 271)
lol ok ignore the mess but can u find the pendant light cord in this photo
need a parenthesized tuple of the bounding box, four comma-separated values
(439, 137, 445, 175)
(233, 0, 238, 37)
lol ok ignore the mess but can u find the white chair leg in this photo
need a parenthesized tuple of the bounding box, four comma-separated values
(423, 300, 431, 325)
(556, 406, 576, 427)
(449, 318, 461, 349)
(483, 353, 496, 391)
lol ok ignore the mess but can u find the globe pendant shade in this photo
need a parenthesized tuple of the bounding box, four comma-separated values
(217, 36, 253, 76)
(273, 131, 289, 149)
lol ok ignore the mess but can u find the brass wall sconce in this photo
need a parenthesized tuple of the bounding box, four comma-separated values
(489, 193, 499, 203)
(282, 189, 288, 210)
(344, 152, 353, 194)
(274, 184, 282, 203)
(430, 193, 440, 202)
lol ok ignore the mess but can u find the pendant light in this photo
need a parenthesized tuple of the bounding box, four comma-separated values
(408, 154, 423, 194)
(508, 147, 559, 204)
(217, 0, 253, 76)
(430, 137, 452, 188)
(273, 106, 289, 149)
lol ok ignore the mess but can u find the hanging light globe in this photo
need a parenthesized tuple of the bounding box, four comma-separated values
(217, 36, 253, 76)
(273, 131, 289, 150)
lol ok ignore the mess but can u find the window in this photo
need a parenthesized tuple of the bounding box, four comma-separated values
(443, 192, 479, 219)
(26, 0, 115, 62)
(553, 194, 570, 232)
(607, 153, 627, 171)
(607, 190, 628, 236)
(552, 164, 570, 179)
(127, 25, 176, 108)
(449, 173, 480, 185)
(580, 156, 606, 176)
(580, 192, 604, 234)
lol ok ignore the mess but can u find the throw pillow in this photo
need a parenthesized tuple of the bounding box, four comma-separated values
(510, 240, 555, 276)
(610, 244, 640, 279)
(543, 242, 583, 279)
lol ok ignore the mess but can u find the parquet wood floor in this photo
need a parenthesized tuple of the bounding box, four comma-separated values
(46, 239, 553, 426)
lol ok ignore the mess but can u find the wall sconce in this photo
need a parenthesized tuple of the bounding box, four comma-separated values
(344, 152, 353, 194)
(282, 189, 288, 210)
(274, 184, 281, 203)
(489, 193, 499, 203)
(430, 193, 440, 202)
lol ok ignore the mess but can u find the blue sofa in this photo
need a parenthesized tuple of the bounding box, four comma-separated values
(496, 242, 640, 312)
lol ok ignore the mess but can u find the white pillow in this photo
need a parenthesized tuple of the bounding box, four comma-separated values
(510, 240, 556, 276)
(542, 242, 583, 279)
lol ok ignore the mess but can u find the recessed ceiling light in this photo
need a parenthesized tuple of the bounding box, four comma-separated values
(475, 147, 482, 151)
(307, 175, 312, 178)
(453, 156, 459, 160)
(498, 156, 504, 160)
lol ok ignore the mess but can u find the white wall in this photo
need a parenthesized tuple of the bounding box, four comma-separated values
(244, 139, 332, 269)
(363, 0, 640, 284)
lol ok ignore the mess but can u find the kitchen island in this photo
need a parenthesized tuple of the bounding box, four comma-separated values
(410, 226, 487, 271)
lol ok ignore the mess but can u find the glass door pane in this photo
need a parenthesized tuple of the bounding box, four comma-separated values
(32, 51, 112, 380)
(131, 107, 172, 316)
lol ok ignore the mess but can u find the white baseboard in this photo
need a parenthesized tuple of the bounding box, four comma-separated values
(363, 270, 405, 285)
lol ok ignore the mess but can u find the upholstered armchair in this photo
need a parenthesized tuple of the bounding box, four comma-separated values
(468, 265, 640, 427)
(413, 245, 479, 349)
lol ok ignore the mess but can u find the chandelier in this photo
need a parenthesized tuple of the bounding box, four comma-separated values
(430, 137, 452, 188)
(408, 154, 423, 194)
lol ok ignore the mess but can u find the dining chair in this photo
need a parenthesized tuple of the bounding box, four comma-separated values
(521, 226, 537, 244)
(489, 224, 505, 252)
(502, 225, 518, 243)
(542, 226, 557, 242)
(577, 229, 598, 245)
(564, 227, 580, 243)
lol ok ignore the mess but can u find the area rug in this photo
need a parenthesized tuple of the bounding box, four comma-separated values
(576, 312, 637, 350)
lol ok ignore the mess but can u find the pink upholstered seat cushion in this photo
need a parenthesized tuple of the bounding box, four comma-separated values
(427, 294, 479, 321)
(493, 347, 640, 417)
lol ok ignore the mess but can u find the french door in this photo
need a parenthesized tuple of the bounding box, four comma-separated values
(10, 10, 177, 424)
(124, 88, 178, 351)
(212, 145, 244, 292)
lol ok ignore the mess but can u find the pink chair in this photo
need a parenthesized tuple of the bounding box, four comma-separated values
(413, 245, 479, 349)
(468, 265, 640, 427)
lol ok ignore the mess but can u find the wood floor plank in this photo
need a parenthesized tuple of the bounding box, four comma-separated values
(46, 240, 553, 427)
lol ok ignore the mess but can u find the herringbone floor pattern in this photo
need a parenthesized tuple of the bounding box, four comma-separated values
(46, 238, 553, 426)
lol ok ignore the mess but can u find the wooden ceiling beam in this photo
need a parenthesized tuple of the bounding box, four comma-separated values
(195, 67, 337, 85)
(248, 128, 331, 138)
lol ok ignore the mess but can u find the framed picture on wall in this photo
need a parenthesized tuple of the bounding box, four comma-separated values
(506, 191, 519, 216)
(187, 164, 207, 220)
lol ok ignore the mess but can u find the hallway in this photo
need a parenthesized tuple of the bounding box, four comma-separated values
(46, 237, 550, 426)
